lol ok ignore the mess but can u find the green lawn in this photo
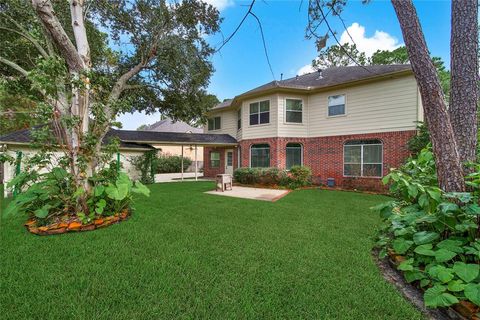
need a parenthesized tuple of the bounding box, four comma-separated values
(0, 182, 423, 319)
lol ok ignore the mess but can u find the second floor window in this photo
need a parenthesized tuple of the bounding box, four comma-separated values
(208, 116, 221, 131)
(286, 99, 302, 123)
(328, 94, 346, 117)
(237, 109, 242, 130)
(250, 100, 270, 125)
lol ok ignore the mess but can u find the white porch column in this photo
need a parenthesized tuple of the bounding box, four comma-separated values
(194, 145, 198, 181)
(181, 145, 184, 181)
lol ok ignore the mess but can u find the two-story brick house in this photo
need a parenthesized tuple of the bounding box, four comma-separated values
(203, 64, 423, 191)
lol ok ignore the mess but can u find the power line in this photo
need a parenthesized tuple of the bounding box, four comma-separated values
(311, 0, 376, 74)
(215, 0, 256, 53)
(249, 11, 275, 80)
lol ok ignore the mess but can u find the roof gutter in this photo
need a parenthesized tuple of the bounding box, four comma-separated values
(120, 139, 238, 146)
(0, 141, 155, 152)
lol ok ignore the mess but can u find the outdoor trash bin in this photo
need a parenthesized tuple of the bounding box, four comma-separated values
(216, 174, 233, 192)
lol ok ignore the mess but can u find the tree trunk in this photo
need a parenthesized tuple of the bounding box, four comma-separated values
(449, 0, 479, 168)
(391, 0, 465, 192)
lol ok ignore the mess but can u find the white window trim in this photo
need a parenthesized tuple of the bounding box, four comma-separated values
(343, 142, 383, 178)
(327, 94, 347, 118)
(249, 144, 270, 168)
(284, 98, 304, 125)
(285, 143, 303, 169)
(210, 151, 221, 168)
(248, 99, 271, 127)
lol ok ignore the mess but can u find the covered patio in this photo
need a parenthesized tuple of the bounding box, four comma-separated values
(111, 129, 238, 181)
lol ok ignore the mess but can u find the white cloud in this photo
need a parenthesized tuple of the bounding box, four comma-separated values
(203, 0, 234, 11)
(339, 22, 401, 57)
(296, 22, 402, 75)
(297, 64, 316, 75)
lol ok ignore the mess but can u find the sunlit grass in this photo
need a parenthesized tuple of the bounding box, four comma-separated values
(0, 182, 423, 319)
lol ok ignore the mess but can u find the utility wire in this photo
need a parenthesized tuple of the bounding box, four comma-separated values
(249, 11, 275, 80)
(215, 0, 256, 53)
(313, 0, 376, 74)
(214, 0, 275, 80)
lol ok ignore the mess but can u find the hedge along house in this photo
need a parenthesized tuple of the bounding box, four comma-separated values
(0, 127, 237, 196)
(203, 64, 423, 191)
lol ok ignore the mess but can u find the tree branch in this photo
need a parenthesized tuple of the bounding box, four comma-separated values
(0, 27, 49, 58)
(31, 0, 85, 72)
(0, 56, 29, 76)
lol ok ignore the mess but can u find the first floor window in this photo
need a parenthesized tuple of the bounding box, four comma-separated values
(250, 100, 270, 125)
(286, 99, 302, 123)
(286, 143, 302, 169)
(344, 140, 383, 177)
(250, 144, 270, 167)
(328, 94, 346, 116)
(208, 117, 221, 131)
(210, 151, 220, 168)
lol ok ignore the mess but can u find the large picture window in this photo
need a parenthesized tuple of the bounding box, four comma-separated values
(250, 144, 270, 168)
(210, 151, 220, 168)
(328, 95, 346, 117)
(285, 99, 302, 123)
(208, 117, 221, 131)
(286, 143, 302, 169)
(344, 140, 383, 177)
(250, 100, 270, 125)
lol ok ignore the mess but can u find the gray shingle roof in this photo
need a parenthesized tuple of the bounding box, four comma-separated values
(0, 127, 155, 150)
(111, 129, 237, 145)
(144, 118, 202, 133)
(0, 127, 237, 148)
(211, 64, 412, 110)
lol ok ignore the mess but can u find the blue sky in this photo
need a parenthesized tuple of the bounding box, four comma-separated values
(118, 0, 451, 129)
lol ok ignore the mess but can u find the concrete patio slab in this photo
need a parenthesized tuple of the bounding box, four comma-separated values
(205, 186, 290, 202)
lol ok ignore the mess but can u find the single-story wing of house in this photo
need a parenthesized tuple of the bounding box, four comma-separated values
(0, 127, 236, 195)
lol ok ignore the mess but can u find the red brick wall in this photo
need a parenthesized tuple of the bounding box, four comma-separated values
(209, 130, 416, 191)
(203, 147, 239, 177)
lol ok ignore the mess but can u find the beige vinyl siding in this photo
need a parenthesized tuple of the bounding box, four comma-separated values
(277, 93, 309, 137)
(204, 109, 237, 137)
(308, 75, 420, 136)
(241, 95, 278, 140)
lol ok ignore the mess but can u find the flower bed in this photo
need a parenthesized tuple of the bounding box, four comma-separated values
(24, 210, 130, 235)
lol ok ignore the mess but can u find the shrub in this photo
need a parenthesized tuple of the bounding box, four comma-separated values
(233, 166, 312, 189)
(129, 150, 158, 184)
(373, 146, 480, 308)
(287, 166, 312, 189)
(156, 154, 192, 173)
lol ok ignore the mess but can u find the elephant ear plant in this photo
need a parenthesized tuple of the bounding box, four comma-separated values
(4, 160, 150, 227)
(374, 146, 480, 308)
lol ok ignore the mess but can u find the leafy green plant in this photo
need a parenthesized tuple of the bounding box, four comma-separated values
(129, 150, 158, 184)
(233, 166, 312, 189)
(374, 146, 480, 308)
(156, 154, 192, 174)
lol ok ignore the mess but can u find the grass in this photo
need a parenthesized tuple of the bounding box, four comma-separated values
(0, 182, 423, 319)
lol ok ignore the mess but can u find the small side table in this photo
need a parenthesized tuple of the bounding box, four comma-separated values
(216, 174, 233, 192)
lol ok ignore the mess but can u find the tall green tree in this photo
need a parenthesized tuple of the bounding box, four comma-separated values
(0, 0, 220, 210)
(311, 43, 367, 69)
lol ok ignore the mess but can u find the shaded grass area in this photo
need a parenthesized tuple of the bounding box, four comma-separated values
(0, 182, 423, 319)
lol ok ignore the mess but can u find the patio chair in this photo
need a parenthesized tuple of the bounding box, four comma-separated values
(216, 174, 233, 192)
